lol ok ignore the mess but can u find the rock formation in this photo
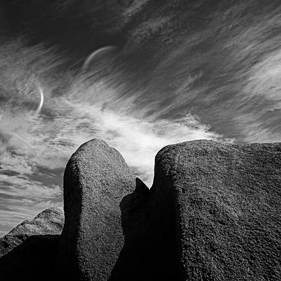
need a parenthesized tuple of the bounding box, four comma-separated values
(1, 139, 281, 280)
(56, 139, 136, 281)
(0, 207, 64, 281)
(153, 140, 281, 280)
(111, 140, 281, 280)
(0, 207, 64, 257)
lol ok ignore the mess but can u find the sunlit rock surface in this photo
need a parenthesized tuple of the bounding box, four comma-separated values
(56, 139, 135, 281)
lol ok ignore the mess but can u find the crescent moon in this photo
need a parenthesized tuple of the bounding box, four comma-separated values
(36, 86, 44, 114)
(82, 46, 117, 71)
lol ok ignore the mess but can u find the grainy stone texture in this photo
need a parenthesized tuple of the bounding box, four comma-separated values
(56, 139, 135, 281)
(0, 207, 64, 257)
(154, 140, 281, 280)
(0, 207, 64, 281)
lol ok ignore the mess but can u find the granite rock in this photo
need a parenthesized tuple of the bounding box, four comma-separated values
(155, 140, 281, 280)
(56, 139, 135, 281)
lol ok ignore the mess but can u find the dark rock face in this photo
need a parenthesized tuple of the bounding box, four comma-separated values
(57, 139, 135, 281)
(153, 140, 281, 280)
(0, 207, 64, 281)
(0, 235, 61, 281)
(110, 174, 181, 280)
(0, 207, 64, 257)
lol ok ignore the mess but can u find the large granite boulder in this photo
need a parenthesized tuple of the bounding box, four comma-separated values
(111, 140, 281, 280)
(0, 207, 64, 281)
(57, 139, 135, 281)
(154, 140, 281, 280)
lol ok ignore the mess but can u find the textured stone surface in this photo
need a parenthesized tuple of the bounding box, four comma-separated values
(57, 139, 135, 281)
(0, 207, 64, 257)
(111, 140, 281, 280)
(0, 207, 64, 281)
(154, 140, 281, 280)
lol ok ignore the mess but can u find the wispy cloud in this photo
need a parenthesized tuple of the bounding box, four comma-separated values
(0, 37, 224, 236)
(3, 1, 281, 236)
(0, 174, 62, 237)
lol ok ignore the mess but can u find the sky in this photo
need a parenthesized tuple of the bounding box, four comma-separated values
(1, 0, 281, 236)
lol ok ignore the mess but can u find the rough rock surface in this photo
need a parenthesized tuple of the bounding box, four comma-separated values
(111, 140, 281, 280)
(154, 140, 281, 280)
(0, 207, 64, 257)
(2, 139, 281, 281)
(0, 207, 64, 281)
(57, 139, 135, 281)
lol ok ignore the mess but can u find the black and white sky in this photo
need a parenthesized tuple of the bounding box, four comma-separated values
(1, 0, 281, 236)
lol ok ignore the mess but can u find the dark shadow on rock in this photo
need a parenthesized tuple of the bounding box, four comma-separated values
(0, 234, 61, 281)
(110, 177, 182, 281)
(0, 207, 64, 258)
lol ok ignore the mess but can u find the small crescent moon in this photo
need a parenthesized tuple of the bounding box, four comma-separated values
(36, 86, 44, 114)
(82, 46, 117, 71)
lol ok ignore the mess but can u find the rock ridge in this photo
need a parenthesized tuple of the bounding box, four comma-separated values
(1, 139, 281, 280)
